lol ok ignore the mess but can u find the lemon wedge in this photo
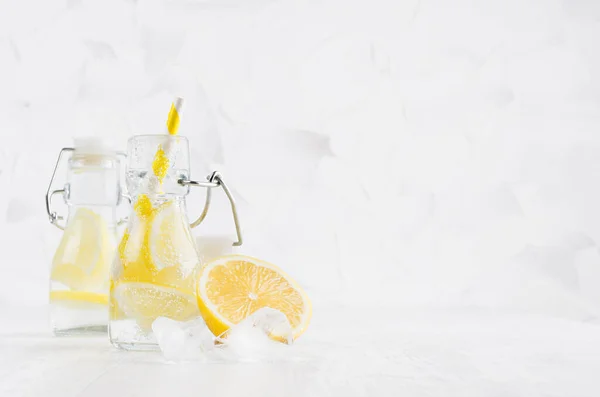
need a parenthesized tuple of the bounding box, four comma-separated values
(50, 290, 108, 306)
(196, 255, 312, 340)
(51, 208, 114, 292)
(112, 282, 199, 329)
(150, 201, 199, 271)
(118, 219, 155, 283)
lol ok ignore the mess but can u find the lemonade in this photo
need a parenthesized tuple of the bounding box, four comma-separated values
(109, 136, 201, 349)
(50, 207, 117, 334)
(47, 139, 120, 335)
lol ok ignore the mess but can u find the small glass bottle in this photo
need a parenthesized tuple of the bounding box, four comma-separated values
(109, 135, 242, 350)
(46, 138, 122, 335)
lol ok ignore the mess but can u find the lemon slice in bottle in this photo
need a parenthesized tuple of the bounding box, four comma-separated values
(112, 282, 199, 330)
(50, 291, 109, 306)
(51, 208, 112, 292)
(149, 201, 199, 272)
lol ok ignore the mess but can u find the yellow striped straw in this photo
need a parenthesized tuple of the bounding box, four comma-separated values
(166, 97, 184, 135)
(152, 97, 184, 184)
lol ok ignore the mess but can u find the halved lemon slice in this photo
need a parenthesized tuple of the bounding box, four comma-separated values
(117, 221, 155, 283)
(51, 208, 113, 291)
(50, 290, 108, 306)
(196, 255, 312, 340)
(150, 201, 199, 271)
(112, 282, 199, 329)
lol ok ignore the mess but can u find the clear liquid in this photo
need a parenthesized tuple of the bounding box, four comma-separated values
(126, 168, 190, 198)
(109, 187, 200, 350)
(50, 281, 108, 335)
(49, 205, 117, 335)
(109, 319, 159, 350)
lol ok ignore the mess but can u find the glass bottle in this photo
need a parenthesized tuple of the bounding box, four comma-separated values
(46, 138, 123, 335)
(109, 135, 242, 350)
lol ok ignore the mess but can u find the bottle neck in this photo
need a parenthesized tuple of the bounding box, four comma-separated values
(65, 152, 120, 206)
(130, 193, 190, 226)
(66, 169, 120, 206)
(132, 192, 187, 203)
(126, 168, 190, 199)
(66, 204, 118, 231)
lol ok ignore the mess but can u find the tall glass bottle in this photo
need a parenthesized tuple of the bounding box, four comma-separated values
(46, 138, 121, 335)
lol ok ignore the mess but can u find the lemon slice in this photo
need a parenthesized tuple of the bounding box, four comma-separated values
(150, 201, 199, 271)
(51, 208, 113, 291)
(50, 291, 109, 306)
(196, 255, 312, 340)
(154, 266, 196, 293)
(121, 222, 147, 265)
(112, 282, 199, 329)
(117, 221, 154, 283)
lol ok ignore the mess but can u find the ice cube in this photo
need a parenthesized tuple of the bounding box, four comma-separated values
(152, 316, 215, 361)
(215, 308, 293, 362)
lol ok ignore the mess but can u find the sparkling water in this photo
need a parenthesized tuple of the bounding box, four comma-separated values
(126, 168, 191, 199)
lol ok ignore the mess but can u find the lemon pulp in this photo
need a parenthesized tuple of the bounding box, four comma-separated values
(196, 255, 311, 340)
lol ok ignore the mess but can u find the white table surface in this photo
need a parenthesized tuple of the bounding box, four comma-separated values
(2, 305, 600, 397)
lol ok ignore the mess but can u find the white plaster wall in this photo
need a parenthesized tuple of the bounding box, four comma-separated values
(1, 0, 600, 317)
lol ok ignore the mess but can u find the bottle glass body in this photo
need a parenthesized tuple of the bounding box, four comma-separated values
(50, 152, 120, 335)
(109, 136, 201, 350)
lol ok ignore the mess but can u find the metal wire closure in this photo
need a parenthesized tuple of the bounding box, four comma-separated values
(179, 171, 243, 246)
(45, 148, 74, 230)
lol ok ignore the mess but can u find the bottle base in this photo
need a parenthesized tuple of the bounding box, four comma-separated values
(111, 341, 160, 351)
(109, 319, 159, 350)
(50, 300, 108, 336)
(53, 325, 107, 336)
